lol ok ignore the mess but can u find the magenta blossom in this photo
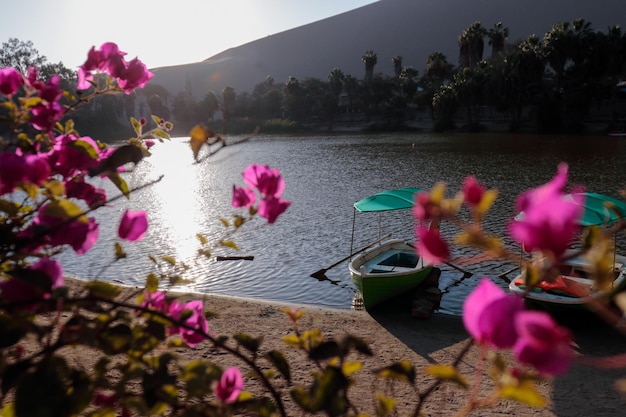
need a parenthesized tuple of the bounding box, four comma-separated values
(509, 163, 583, 259)
(78, 42, 153, 94)
(462, 176, 486, 207)
(414, 226, 450, 265)
(232, 185, 256, 208)
(0, 151, 50, 195)
(513, 311, 574, 376)
(413, 192, 437, 221)
(243, 164, 285, 197)
(30, 203, 99, 254)
(258, 195, 291, 224)
(0, 258, 64, 307)
(215, 367, 244, 404)
(65, 178, 107, 209)
(141, 290, 168, 312)
(0, 67, 23, 96)
(118, 209, 148, 241)
(167, 299, 209, 347)
(47, 134, 104, 178)
(463, 278, 525, 348)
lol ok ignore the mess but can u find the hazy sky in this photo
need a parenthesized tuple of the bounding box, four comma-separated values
(1, 0, 378, 70)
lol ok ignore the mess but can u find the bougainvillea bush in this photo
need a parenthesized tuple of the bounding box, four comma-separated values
(1, 42, 626, 417)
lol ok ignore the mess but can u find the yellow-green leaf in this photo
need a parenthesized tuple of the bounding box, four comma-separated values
(425, 364, 468, 388)
(196, 233, 208, 245)
(376, 360, 416, 384)
(154, 129, 170, 140)
(43, 179, 65, 197)
(161, 255, 176, 266)
(0, 402, 16, 417)
(42, 199, 87, 222)
(499, 382, 547, 407)
(219, 217, 230, 227)
(68, 138, 100, 160)
(342, 361, 363, 376)
(21, 182, 39, 200)
(107, 172, 130, 198)
(221, 240, 238, 250)
(85, 280, 122, 300)
(282, 334, 302, 348)
(131, 117, 142, 135)
(145, 273, 159, 293)
(0, 199, 20, 216)
(197, 249, 212, 259)
(114, 242, 126, 259)
(375, 392, 396, 417)
(189, 124, 213, 161)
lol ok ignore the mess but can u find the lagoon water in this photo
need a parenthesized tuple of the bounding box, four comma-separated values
(57, 132, 626, 315)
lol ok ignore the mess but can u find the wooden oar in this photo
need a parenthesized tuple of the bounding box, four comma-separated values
(310, 233, 392, 280)
(216, 255, 254, 261)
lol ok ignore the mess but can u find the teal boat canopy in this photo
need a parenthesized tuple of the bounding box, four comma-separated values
(575, 192, 626, 227)
(515, 192, 626, 227)
(354, 187, 421, 213)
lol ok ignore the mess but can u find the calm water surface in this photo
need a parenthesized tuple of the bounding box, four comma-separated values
(57, 132, 626, 315)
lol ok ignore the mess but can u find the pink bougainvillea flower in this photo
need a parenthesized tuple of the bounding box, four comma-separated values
(0, 152, 29, 195)
(167, 299, 209, 347)
(65, 178, 107, 209)
(47, 134, 104, 178)
(0, 258, 64, 307)
(0, 67, 24, 96)
(414, 226, 450, 265)
(413, 192, 436, 221)
(141, 290, 168, 312)
(463, 278, 524, 348)
(243, 164, 285, 197)
(118, 209, 148, 241)
(508, 163, 583, 260)
(462, 175, 485, 207)
(232, 185, 256, 208)
(77, 42, 153, 94)
(513, 311, 574, 375)
(30, 258, 65, 290)
(258, 195, 291, 224)
(34, 203, 99, 254)
(215, 367, 244, 404)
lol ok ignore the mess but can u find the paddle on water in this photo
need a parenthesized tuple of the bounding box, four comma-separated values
(311, 233, 392, 280)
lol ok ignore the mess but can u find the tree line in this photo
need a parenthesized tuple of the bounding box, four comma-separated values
(2, 18, 626, 137)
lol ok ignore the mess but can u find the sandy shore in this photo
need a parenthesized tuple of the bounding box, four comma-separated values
(20, 278, 626, 416)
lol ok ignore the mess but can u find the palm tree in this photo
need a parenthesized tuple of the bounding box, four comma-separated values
(361, 50, 378, 82)
(392, 55, 403, 78)
(488, 22, 509, 59)
(459, 22, 487, 69)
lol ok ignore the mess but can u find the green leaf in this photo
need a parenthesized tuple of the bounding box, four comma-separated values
(220, 240, 238, 250)
(196, 233, 208, 246)
(0, 402, 16, 417)
(43, 179, 65, 197)
(375, 392, 396, 417)
(131, 117, 142, 135)
(42, 199, 86, 222)
(344, 334, 373, 356)
(375, 360, 416, 384)
(161, 256, 176, 266)
(84, 281, 122, 300)
(425, 364, 468, 388)
(0, 199, 20, 216)
(146, 273, 159, 293)
(234, 333, 263, 353)
(499, 382, 547, 407)
(154, 129, 170, 140)
(265, 350, 291, 382)
(107, 172, 130, 198)
(67, 138, 100, 160)
(309, 341, 341, 360)
(114, 242, 126, 259)
(98, 324, 132, 354)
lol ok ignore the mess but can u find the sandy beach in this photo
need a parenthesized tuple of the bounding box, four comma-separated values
(25, 278, 621, 416)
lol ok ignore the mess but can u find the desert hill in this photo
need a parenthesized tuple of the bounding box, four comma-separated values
(148, 0, 626, 98)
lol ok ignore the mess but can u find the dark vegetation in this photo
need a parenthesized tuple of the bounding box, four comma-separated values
(3, 18, 626, 139)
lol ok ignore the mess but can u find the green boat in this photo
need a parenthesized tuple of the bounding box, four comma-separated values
(348, 188, 433, 310)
